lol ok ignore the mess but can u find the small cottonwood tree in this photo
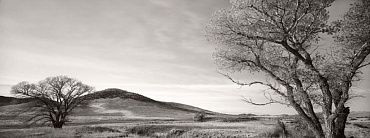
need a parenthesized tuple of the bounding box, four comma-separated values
(11, 76, 94, 128)
(206, 0, 369, 138)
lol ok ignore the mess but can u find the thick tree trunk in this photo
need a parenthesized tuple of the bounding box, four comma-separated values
(53, 122, 63, 128)
(324, 125, 335, 138)
(324, 115, 336, 138)
(324, 108, 350, 138)
(52, 116, 65, 128)
(312, 125, 326, 138)
(334, 107, 350, 138)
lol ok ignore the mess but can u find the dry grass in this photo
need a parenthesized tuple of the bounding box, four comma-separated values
(0, 127, 76, 138)
(1, 119, 369, 138)
(0, 126, 125, 138)
(2, 110, 370, 138)
(121, 120, 276, 138)
(0, 120, 275, 138)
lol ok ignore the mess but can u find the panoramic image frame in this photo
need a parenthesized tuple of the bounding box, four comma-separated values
(0, 0, 369, 138)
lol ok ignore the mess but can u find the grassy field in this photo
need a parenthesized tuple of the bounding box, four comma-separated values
(0, 119, 278, 138)
(1, 112, 370, 138)
(1, 118, 369, 138)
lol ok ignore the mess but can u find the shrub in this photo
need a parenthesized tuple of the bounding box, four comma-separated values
(79, 126, 121, 133)
(166, 129, 186, 138)
(126, 125, 156, 136)
(126, 125, 179, 137)
(193, 112, 206, 122)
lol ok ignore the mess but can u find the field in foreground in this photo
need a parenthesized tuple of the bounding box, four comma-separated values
(1, 118, 370, 138)
(0, 120, 279, 138)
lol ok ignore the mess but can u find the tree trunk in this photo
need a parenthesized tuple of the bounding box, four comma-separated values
(334, 107, 350, 138)
(324, 115, 335, 138)
(325, 126, 335, 138)
(312, 124, 326, 138)
(52, 116, 64, 128)
(53, 121, 63, 128)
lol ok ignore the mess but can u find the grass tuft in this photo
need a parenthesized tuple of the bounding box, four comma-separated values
(79, 126, 121, 133)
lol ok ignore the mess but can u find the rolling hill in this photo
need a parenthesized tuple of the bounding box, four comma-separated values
(0, 88, 217, 123)
(0, 96, 37, 107)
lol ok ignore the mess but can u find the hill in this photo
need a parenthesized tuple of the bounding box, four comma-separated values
(82, 88, 157, 102)
(71, 88, 218, 120)
(0, 96, 37, 106)
(0, 88, 217, 124)
(0, 96, 17, 106)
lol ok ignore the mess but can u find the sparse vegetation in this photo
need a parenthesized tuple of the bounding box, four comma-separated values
(193, 112, 206, 122)
(1, 117, 369, 138)
(221, 117, 258, 122)
(126, 125, 160, 136)
(78, 126, 121, 133)
(126, 125, 195, 137)
(166, 128, 186, 137)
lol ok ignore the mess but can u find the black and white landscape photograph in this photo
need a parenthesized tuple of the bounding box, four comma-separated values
(0, 0, 369, 137)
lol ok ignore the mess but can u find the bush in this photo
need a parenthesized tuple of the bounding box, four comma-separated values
(166, 129, 186, 138)
(76, 126, 121, 135)
(193, 112, 206, 122)
(126, 125, 157, 136)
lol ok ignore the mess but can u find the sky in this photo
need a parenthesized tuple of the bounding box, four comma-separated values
(0, 0, 369, 115)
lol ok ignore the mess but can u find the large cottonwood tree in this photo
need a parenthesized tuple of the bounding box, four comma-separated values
(206, 0, 369, 138)
(11, 76, 94, 128)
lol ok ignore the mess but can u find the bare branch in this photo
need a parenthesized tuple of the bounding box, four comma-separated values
(219, 72, 263, 86)
(11, 76, 94, 128)
(358, 61, 370, 69)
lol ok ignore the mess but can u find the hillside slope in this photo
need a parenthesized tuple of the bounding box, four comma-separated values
(72, 88, 216, 120)
(0, 88, 216, 121)
(0, 96, 36, 106)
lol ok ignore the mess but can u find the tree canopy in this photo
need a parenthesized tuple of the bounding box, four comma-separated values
(206, 0, 370, 137)
(11, 76, 94, 128)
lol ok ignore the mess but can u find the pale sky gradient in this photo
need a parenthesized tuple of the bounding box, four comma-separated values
(0, 0, 369, 115)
